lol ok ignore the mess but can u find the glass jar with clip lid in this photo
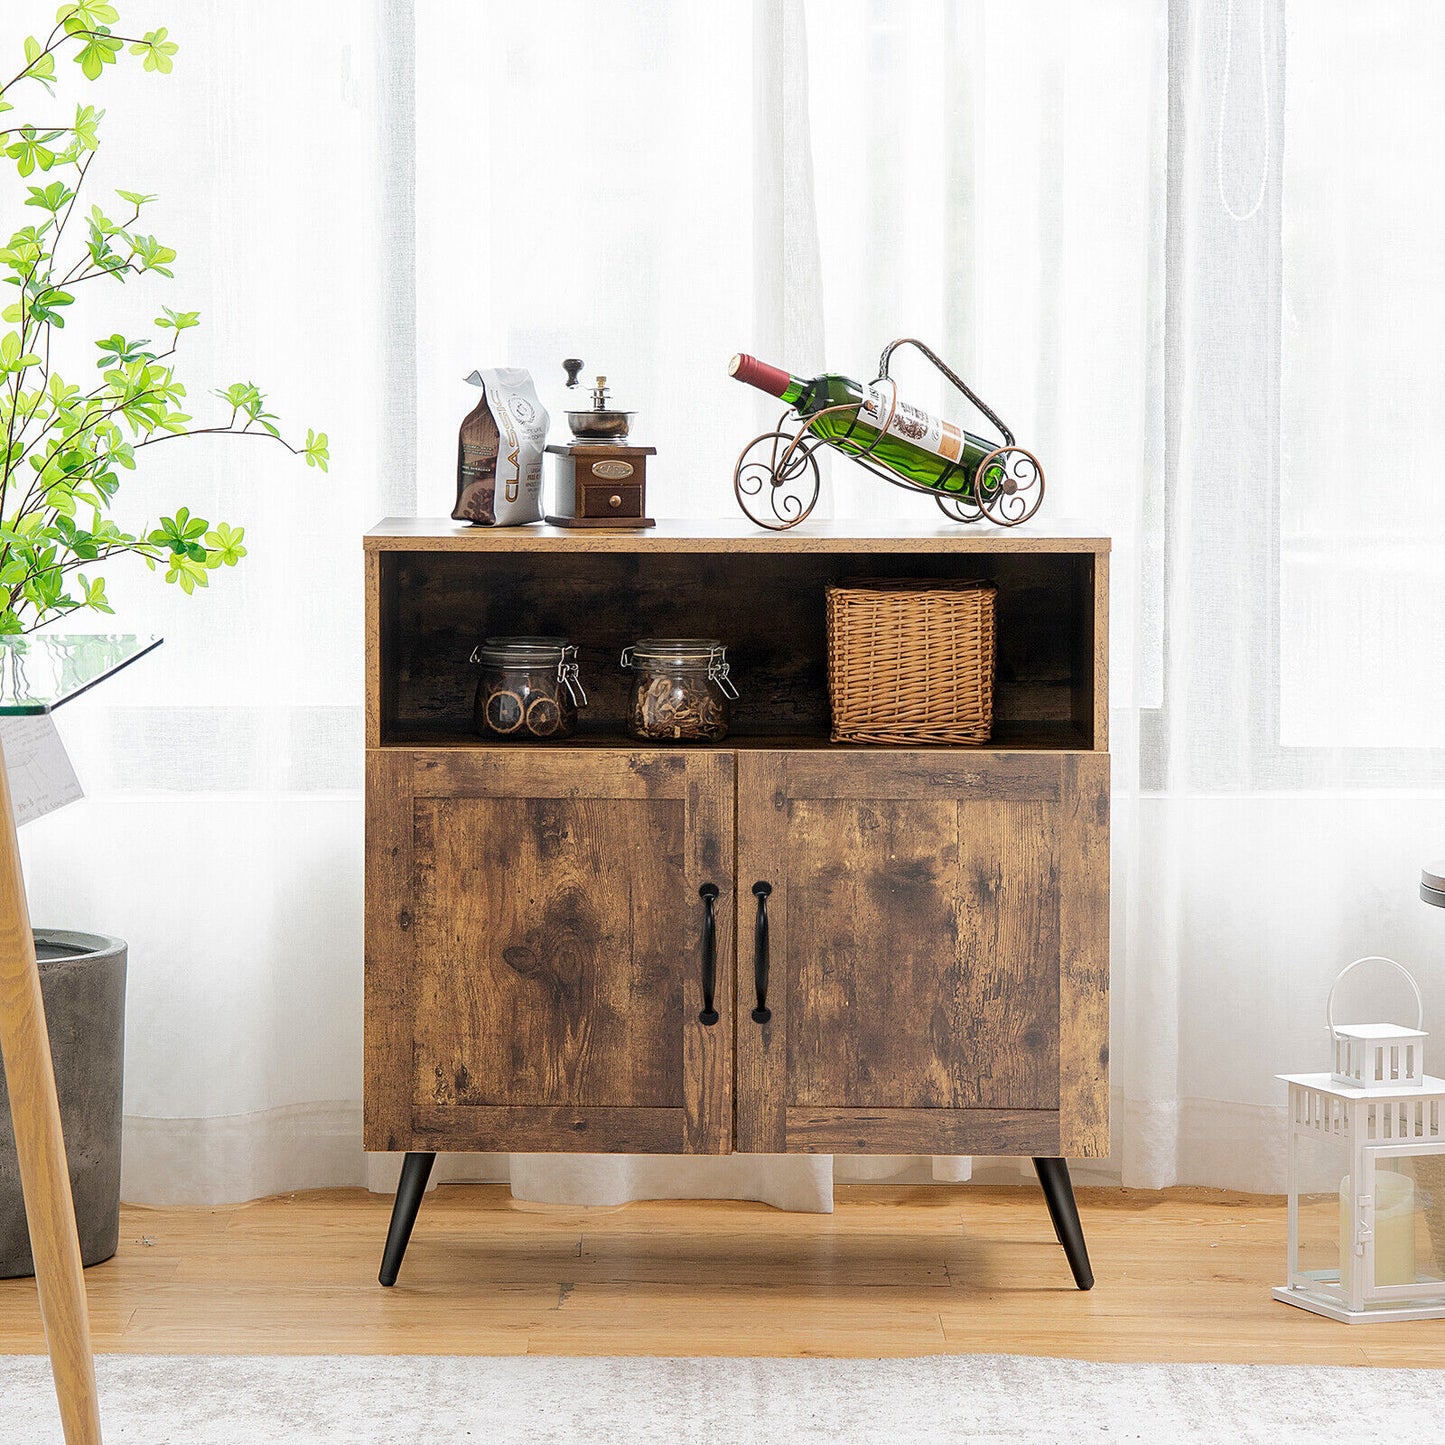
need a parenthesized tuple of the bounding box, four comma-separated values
(622, 638, 739, 742)
(471, 636, 587, 740)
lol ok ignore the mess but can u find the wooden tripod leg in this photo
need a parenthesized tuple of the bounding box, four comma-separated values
(0, 736, 101, 1443)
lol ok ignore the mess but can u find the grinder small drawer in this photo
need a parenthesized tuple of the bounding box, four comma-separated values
(579, 482, 644, 518)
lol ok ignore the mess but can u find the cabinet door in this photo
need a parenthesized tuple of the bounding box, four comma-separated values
(735, 751, 1108, 1158)
(365, 749, 734, 1154)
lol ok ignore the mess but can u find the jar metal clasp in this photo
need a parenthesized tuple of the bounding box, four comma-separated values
(558, 644, 587, 707)
(708, 646, 740, 700)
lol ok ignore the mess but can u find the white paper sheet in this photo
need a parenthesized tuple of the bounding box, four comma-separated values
(0, 714, 83, 826)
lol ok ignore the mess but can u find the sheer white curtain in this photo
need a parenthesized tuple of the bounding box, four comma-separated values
(7, 0, 1442, 1205)
(1120, 0, 1445, 1190)
(1, 1, 410, 1203)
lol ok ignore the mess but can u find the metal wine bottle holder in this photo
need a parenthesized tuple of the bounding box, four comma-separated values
(732, 337, 1044, 531)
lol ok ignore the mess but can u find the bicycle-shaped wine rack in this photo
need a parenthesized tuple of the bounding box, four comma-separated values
(732, 337, 1045, 532)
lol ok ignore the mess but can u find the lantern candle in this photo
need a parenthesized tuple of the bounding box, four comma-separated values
(1339, 1170, 1416, 1290)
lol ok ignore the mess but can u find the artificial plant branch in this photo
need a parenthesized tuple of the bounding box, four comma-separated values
(0, 5, 326, 634)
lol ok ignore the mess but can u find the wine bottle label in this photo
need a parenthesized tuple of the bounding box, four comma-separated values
(860, 382, 965, 464)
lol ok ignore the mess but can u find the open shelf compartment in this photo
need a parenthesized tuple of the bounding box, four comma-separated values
(368, 524, 1107, 753)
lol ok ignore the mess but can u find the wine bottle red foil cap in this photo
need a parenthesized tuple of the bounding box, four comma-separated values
(729, 353, 792, 399)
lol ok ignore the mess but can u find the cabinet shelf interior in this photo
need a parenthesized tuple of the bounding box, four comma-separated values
(376, 548, 1101, 751)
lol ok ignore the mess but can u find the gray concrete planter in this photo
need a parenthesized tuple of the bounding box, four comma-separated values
(0, 930, 126, 1278)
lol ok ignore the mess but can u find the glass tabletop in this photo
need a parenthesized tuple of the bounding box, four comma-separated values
(0, 634, 162, 714)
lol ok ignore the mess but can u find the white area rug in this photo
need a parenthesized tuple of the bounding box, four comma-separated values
(1, 1354, 1441, 1443)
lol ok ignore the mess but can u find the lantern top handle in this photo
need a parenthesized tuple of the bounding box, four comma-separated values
(1327, 956, 1424, 1036)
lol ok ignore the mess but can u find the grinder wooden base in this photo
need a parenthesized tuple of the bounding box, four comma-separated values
(545, 515, 656, 529)
(546, 441, 656, 528)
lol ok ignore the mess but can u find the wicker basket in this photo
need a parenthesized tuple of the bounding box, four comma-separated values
(826, 578, 997, 745)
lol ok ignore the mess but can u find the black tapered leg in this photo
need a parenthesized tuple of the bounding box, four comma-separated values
(1032, 1157, 1094, 1290)
(379, 1151, 436, 1287)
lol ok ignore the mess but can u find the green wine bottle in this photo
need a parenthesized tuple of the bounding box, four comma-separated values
(728, 353, 998, 496)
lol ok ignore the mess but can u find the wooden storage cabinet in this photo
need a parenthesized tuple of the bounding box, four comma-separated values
(364, 519, 1109, 1289)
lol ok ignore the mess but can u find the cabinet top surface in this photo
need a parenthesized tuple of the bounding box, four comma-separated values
(365, 517, 1111, 554)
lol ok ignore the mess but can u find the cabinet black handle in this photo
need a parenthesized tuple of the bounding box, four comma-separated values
(698, 883, 720, 1025)
(751, 881, 772, 1024)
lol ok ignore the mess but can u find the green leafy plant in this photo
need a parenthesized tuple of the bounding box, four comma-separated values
(0, 5, 326, 633)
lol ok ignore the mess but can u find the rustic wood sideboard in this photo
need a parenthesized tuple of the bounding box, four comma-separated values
(364, 519, 1110, 1288)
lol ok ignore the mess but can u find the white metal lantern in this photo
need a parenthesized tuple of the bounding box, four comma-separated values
(1275, 957, 1445, 1323)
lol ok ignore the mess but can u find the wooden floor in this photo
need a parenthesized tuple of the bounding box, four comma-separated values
(0, 1183, 1440, 1366)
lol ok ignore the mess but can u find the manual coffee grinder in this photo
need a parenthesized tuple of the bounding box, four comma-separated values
(544, 358, 656, 528)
